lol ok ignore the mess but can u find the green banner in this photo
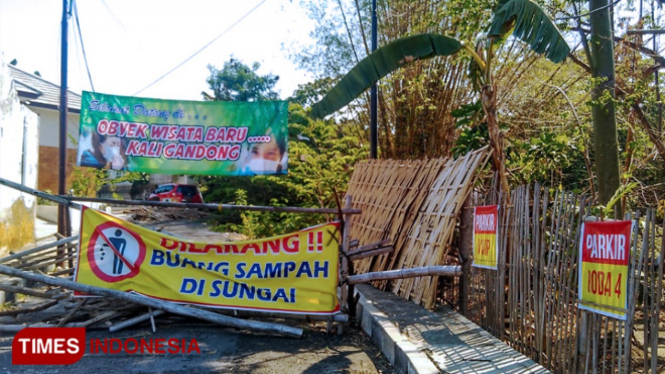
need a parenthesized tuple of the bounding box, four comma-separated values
(76, 91, 288, 176)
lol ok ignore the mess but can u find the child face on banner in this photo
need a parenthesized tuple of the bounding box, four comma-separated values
(100, 136, 124, 170)
(245, 137, 283, 173)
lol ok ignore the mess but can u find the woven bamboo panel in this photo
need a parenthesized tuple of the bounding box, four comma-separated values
(373, 158, 449, 288)
(390, 148, 490, 309)
(345, 147, 489, 309)
(346, 159, 434, 274)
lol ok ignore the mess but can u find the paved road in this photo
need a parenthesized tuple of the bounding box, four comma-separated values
(0, 319, 395, 374)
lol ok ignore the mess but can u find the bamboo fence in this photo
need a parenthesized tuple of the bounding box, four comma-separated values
(465, 183, 665, 374)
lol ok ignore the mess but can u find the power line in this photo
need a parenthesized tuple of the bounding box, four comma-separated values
(73, 0, 95, 91)
(133, 0, 268, 96)
(99, 0, 126, 31)
(556, 0, 623, 21)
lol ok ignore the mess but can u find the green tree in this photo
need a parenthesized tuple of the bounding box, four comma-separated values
(205, 58, 280, 102)
(309, 0, 570, 194)
(200, 60, 366, 236)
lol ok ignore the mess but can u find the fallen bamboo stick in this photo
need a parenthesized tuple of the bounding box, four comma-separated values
(16, 251, 77, 270)
(0, 236, 79, 264)
(0, 265, 303, 338)
(75, 310, 123, 327)
(57, 299, 87, 327)
(348, 246, 393, 261)
(0, 323, 89, 332)
(109, 309, 166, 332)
(22, 253, 78, 271)
(347, 265, 461, 285)
(13, 243, 78, 263)
(0, 283, 60, 299)
(0, 299, 59, 317)
(50, 267, 76, 277)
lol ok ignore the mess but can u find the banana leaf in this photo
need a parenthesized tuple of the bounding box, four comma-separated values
(309, 33, 462, 119)
(489, 0, 570, 63)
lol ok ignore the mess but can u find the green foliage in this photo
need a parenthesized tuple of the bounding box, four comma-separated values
(289, 78, 336, 107)
(288, 0, 363, 80)
(69, 167, 107, 198)
(204, 102, 366, 235)
(214, 190, 260, 239)
(37, 190, 56, 206)
(488, 0, 570, 63)
(452, 101, 489, 157)
(590, 182, 639, 219)
(205, 58, 279, 102)
(200, 60, 366, 235)
(309, 34, 463, 119)
(507, 129, 588, 191)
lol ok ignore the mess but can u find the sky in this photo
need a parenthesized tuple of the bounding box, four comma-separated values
(0, 0, 316, 101)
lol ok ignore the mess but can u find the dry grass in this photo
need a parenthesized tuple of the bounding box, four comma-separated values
(0, 197, 35, 253)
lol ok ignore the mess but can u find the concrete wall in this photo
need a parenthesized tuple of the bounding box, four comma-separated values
(27, 99, 79, 192)
(0, 54, 39, 250)
(31, 107, 79, 149)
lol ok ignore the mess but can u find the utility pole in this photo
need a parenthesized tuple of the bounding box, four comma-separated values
(369, 0, 378, 159)
(58, 0, 72, 238)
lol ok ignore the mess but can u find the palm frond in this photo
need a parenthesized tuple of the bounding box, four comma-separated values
(309, 33, 462, 119)
(488, 0, 570, 63)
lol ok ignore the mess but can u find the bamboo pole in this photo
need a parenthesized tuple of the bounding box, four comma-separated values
(352, 239, 391, 253)
(61, 196, 362, 215)
(347, 266, 461, 284)
(0, 299, 59, 317)
(0, 283, 66, 299)
(0, 236, 79, 264)
(652, 214, 665, 374)
(0, 177, 361, 215)
(8, 243, 77, 264)
(348, 246, 393, 261)
(0, 264, 303, 338)
(625, 211, 644, 373)
(109, 309, 166, 332)
(343, 195, 355, 324)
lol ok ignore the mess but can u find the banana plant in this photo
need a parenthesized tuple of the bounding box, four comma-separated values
(309, 0, 570, 194)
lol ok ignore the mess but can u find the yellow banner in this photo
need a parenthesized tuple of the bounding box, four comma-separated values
(74, 207, 340, 314)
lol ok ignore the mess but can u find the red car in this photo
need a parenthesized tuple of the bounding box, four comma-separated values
(148, 183, 204, 203)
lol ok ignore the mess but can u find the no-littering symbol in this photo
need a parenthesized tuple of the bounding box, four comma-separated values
(87, 222, 146, 282)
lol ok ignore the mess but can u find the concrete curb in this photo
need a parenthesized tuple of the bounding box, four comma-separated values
(355, 284, 550, 374)
(356, 290, 439, 374)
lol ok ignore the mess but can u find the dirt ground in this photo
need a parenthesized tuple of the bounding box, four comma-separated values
(0, 318, 396, 374)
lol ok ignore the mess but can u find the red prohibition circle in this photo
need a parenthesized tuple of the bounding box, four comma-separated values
(87, 221, 146, 283)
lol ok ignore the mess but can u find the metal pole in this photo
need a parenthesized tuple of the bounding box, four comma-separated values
(369, 0, 378, 159)
(58, 0, 71, 238)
